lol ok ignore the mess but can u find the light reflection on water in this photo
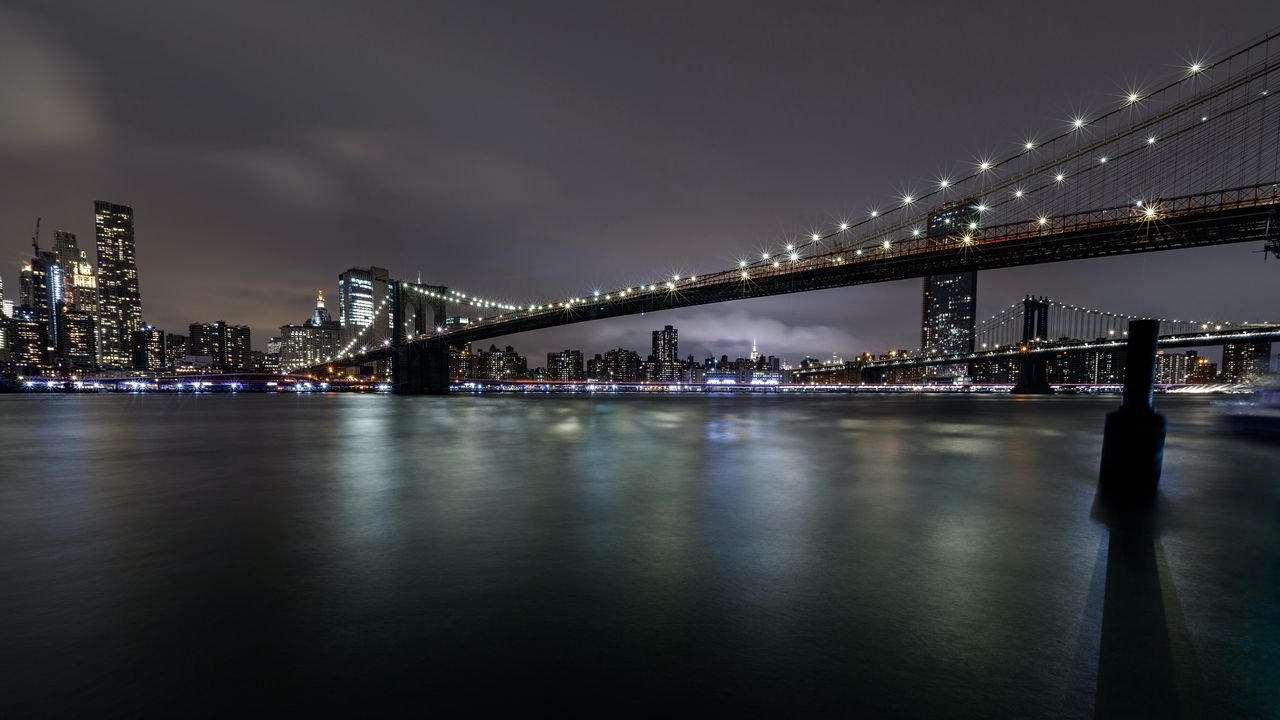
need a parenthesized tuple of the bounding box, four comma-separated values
(0, 393, 1277, 716)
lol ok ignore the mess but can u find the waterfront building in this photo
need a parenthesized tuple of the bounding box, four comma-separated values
(1188, 353, 1218, 383)
(131, 325, 168, 371)
(58, 307, 97, 370)
(604, 348, 640, 382)
(652, 325, 679, 381)
(547, 349, 584, 381)
(1155, 350, 1191, 385)
(921, 203, 979, 378)
(165, 333, 188, 367)
(0, 314, 9, 363)
(337, 267, 390, 345)
(586, 354, 605, 382)
(1222, 342, 1272, 383)
(449, 343, 473, 380)
(95, 201, 143, 368)
(188, 321, 228, 369)
(10, 307, 47, 372)
(475, 344, 527, 380)
(24, 253, 64, 366)
(226, 324, 252, 371)
(280, 292, 341, 372)
(51, 231, 99, 315)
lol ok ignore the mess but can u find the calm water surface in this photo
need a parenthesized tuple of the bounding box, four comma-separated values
(0, 394, 1277, 717)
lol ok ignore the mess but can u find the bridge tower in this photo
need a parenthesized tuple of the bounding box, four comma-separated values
(1012, 295, 1053, 394)
(388, 280, 451, 394)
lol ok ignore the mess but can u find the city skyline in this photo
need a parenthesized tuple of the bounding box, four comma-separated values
(2, 1, 1278, 363)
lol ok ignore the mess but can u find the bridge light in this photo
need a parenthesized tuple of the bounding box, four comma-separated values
(1024, 141, 1035, 151)
(436, 326, 443, 332)
(1054, 173, 1065, 182)
(938, 178, 951, 189)
(869, 210, 878, 218)
(1146, 136, 1156, 145)
(839, 223, 849, 230)
(741, 271, 749, 279)
(882, 239, 891, 249)
(785, 243, 794, 251)
(789, 252, 799, 261)
(739, 260, 747, 268)
(761, 252, 770, 260)
(911, 228, 921, 237)
(968, 222, 978, 230)
(772, 261, 780, 268)
(1071, 117, 1086, 129)
(1037, 216, 1049, 226)
(1126, 92, 1141, 104)
(975, 204, 987, 212)
(1014, 189, 1024, 198)
(978, 162, 991, 171)
(1099, 156, 1107, 163)
(811, 233, 821, 241)
(666, 281, 675, 289)
(1188, 62, 1203, 75)
(856, 248, 863, 256)
(672, 274, 680, 281)
(1143, 206, 1156, 218)
(962, 234, 973, 244)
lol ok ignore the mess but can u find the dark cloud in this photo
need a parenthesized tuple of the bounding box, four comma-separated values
(1, 0, 1277, 363)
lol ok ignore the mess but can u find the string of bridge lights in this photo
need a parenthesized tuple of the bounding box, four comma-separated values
(319, 35, 1277, 354)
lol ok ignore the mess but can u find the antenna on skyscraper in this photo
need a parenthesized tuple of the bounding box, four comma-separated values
(31, 217, 40, 254)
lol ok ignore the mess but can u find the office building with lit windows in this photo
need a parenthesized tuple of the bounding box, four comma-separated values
(338, 267, 390, 345)
(652, 325, 679, 381)
(921, 203, 979, 378)
(95, 201, 143, 368)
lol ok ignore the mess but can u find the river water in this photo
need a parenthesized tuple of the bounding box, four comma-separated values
(0, 393, 1276, 717)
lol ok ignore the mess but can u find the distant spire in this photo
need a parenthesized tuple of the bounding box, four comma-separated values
(316, 290, 325, 308)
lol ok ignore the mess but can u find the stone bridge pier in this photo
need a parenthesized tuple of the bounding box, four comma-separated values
(388, 280, 451, 394)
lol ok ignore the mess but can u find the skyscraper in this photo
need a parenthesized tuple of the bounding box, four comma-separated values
(337, 267, 390, 345)
(1222, 342, 1272, 383)
(280, 292, 341, 371)
(652, 325, 679, 381)
(95, 201, 143, 368)
(921, 203, 979, 377)
(547, 349, 584, 381)
(131, 325, 168, 371)
(58, 306, 98, 370)
(51, 231, 99, 315)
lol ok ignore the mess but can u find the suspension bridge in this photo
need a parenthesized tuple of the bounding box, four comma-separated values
(294, 32, 1280, 393)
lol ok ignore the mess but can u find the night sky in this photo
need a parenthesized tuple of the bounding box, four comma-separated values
(2, 1, 1277, 362)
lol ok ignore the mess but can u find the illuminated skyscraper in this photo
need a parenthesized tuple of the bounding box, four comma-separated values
(337, 267, 390, 345)
(1222, 342, 1272, 383)
(652, 325, 679, 381)
(280, 292, 341, 371)
(95, 201, 143, 368)
(51, 231, 98, 315)
(921, 203, 979, 377)
(131, 325, 169, 371)
(547, 349, 584, 381)
(59, 307, 98, 370)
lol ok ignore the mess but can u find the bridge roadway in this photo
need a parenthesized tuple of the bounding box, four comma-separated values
(811, 325, 1280, 374)
(320, 184, 1278, 391)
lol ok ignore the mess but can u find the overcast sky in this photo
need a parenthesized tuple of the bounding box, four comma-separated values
(1, 1, 1277, 362)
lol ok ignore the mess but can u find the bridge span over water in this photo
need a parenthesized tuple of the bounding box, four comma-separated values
(296, 32, 1280, 393)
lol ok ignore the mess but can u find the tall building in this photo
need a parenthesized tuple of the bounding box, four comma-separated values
(280, 291, 341, 371)
(547, 349, 584, 381)
(51, 231, 99, 315)
(10, 307, 47, 371)
(185, 321, 251, 371)
(131, 325, 168, 371)
(921, 203, 979, 377)
(1222, 342, 1272, 383)
(58, 307, 98, 370)
(188, 321, 228, 367)
(604, 348, 641, 382)
(337, 267, 390, 345)
(165, 333, 188, 367)
(585, 354, 605, 381)
(474, 344, 527, 380)
(449, 343, 474, 380)
(95, 201, 143, 368)
(652, 325, 679, 381)
(226, 324, 252, 371)
(1155, 350, 1191, 385)
(24, 252, 65, 365)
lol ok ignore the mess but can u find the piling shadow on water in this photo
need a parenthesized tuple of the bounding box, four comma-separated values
(1087, 493, 1198, 719)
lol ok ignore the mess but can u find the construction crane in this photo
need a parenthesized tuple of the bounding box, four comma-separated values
(31, 217, 41, 254)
